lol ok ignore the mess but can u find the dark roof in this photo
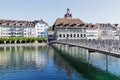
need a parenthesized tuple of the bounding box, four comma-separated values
(96, 23, 117, 29)
(48, 27, 53, 31)
(34, 19, 48, 26)
(85, 23, 98, 28)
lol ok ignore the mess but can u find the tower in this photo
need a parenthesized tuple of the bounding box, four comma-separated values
(64, 8, 72, 18)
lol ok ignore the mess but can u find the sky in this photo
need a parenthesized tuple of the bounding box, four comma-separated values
(0, 0, 120, 25)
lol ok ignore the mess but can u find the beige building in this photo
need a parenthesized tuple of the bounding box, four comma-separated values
(52, 9, 86, 40)
(86, 24, 99, 40)
(50, 9, 118, 41)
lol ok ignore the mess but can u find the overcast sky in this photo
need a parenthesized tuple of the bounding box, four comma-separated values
(0, 0, 120, 25)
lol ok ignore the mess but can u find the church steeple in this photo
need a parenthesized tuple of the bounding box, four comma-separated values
(64, 8, 72, 18)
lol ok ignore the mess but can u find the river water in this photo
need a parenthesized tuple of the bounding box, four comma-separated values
(0, 45, 120, 80)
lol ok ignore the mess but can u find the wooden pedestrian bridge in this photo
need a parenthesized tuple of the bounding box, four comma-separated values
(50, 39, 120, 58)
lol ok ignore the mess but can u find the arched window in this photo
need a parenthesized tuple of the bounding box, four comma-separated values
(59, 34, 61, 37)
(81, 34, 82, 37)
(67, 34, 69, 37)
(70, 34, 72, 37)
(77, 34, 79, 37)
(63, 34, 65, 37)
(84, 34, 86, 37)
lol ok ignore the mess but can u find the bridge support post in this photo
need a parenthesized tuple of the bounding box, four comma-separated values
(106, 54, 108, 72)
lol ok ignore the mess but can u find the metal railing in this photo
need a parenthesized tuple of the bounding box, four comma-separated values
(51, 39, 120, 53)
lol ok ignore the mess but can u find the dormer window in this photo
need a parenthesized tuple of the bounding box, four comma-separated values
(20, 24, 22, 26)
(91, 25, 94, 28)
(0, 23, 2, 25)
(14, 23, 16, 25)
(86, 25, 89, 27)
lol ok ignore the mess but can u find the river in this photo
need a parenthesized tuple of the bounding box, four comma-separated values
(0, 45, 120, 80)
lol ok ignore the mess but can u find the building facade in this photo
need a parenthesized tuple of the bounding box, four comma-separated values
(48, 27, 55, 42)
(52, 9, 86, 40)
(51, 9, 118, 41)
(0, 19, 48, 38)
(86, 24, 99, 40)
(35, 20, 48, 38)
(97, 23, 117, 40)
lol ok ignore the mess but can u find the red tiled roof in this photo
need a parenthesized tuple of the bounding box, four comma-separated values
(52, 18, 84, 30)
(54, 18, 83, 26)
(0, 19, 35, 27)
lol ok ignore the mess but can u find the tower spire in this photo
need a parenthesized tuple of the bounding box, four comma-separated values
(64, 8, 72, 18)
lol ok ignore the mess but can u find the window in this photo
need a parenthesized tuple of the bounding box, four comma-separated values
(77, 34, 79, 37)
(59, 34, 61, 37)
(67, 34, 69, 37)
(70, 34, 72, 37)
(84, 34, 86, 37)
(81, 34, 82, 37)
(63, 34, 65, 37)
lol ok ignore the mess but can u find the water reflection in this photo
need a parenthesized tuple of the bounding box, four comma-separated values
(53, 44, 120, 80)
(54, 53, 73, 77)
(0, 46, 47, 74)
(89, 52, 120, 76)
(0, 46, 85, 80)
(53, 47, 86, 80)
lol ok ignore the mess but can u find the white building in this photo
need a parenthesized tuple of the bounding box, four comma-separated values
(0, 19, 48, 38)
(86, 24, 99, 40)
(115, 24, 120, 40)
(35, 20, 48, 38)
(97, 23, 117, 40)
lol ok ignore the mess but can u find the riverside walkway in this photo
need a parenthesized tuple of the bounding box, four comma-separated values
(51, 39, 120, 57)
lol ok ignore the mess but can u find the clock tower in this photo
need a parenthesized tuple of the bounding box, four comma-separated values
(64, 8, 72, 18)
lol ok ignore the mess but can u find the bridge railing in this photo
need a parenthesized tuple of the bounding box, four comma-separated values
(52, 39, 120, 53)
